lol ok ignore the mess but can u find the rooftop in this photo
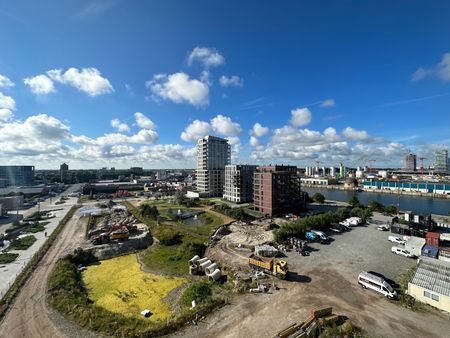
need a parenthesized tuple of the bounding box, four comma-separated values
(410, 257, 450, 297)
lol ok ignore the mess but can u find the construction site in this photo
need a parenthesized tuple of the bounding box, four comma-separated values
(80, 201, 152, 260)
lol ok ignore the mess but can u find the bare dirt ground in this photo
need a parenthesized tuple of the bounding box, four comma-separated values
(0, 212, 85, 338)
(172, 217, 450, 338)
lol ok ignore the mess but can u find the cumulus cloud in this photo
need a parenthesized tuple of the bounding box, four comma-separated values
(180, 120, 212, 142)
(24, 75, 56, 95)
(46, 67, 114, 96)
(320, 99, 335, 108)
(134, 112, 156, 130)
(0, 114, 71, 157)
(180, 114, 242, 142)
(251, 123, 269, 137)
(411, 53, 450, 82)
(0, 92, 16, 121)
(110, 118, 130, 132)
(188, 47, 225, 68)
(219, 75, 243, 87)
(341, 127, 384, 143)
(0, 74, 14, 88)
(290, 107, 312, 127)
(211, 114, 242, 136)
(147, 72, 209, 107)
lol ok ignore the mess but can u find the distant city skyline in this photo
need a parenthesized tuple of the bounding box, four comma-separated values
(1, 1, 450, 169)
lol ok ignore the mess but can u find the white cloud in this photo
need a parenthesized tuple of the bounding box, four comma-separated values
(180, 114, 242, 142)
(249, 135, 262, 147)
(251, 123, 269, 137)
(0, 74, 14, 88)
(320, 99, 335, 108)
(411, 53, 450, 82)
(211, 114, 242, 136)
(0, 114, 71, 157)
(290, 107, 312, 127)
(219, 75, 243, 87)
(342, 127, 369, 141)
(47, 67, 114, 96)
(147, 72, 209, 107)
(134, 112, 156, 130)
(110, 118, 130, 132)
(24, 75, 56, 95)
(180, 120, 211, 142)
(0, 92, 16, 121)
(187, 47, 225, 68)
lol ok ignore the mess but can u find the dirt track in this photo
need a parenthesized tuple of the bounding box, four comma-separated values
(0, 213, 84, 338)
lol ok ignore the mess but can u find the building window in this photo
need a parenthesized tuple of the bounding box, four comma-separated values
(424, 291, 431, 298)
(431, 294, 440, 302)
(424, 291, 440, 302)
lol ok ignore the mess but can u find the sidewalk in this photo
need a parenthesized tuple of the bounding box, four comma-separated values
(0, 197, 78, 298)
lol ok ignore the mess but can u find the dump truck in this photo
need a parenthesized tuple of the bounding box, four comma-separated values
(248, 254, 288, 279)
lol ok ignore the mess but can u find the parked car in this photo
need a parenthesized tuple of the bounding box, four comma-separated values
(388, 235, 405, 245)
(377, 225, 389, 231)
(330, 227, 342, 233)
(391, 246, 416, 258)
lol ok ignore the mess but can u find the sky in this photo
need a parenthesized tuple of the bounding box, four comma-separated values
(0, 0, 449, 169)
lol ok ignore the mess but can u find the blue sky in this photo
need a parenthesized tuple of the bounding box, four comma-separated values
(0, 0, 449, 169)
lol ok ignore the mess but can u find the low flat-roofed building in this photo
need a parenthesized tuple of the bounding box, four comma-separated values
(405, 236, 426, 257)
(408, 257, 450, 312)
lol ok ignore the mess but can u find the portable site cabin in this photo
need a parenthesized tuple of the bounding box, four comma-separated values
(405, 237, 426, 257)
(422, 245, 439, 259)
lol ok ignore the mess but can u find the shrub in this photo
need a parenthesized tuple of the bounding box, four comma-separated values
(312, 193, 325, 204)
(385, 205, 398, 215)
(158, 229, 183, 246)
(368, 200, 385, 212)
(8, 235, 37, 250)
(348, 196, 361, 208)
(0, 253, 19, 264)
(139, 204, 159, 220)
(181, 281, 212, 307)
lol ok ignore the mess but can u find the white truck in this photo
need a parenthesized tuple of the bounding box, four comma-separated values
(358, 271, 397, 299)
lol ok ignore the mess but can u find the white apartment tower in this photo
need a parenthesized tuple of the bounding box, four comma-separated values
(223, 165, 257, 203)
(196, 135, 231, 197)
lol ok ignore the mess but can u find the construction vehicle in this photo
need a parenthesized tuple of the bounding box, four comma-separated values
(110, 228, 129, 240)
(248, 254, 288, 279)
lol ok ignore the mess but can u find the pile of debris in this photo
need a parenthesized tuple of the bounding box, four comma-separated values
(220, 222, 274, 247)
(88, 205, 141, 245)
(274, 307, 346, 338)
(189, 255, 222, 281)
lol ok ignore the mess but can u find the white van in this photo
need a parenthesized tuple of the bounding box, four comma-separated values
(358, 271, 397, 299)
(388, 235, 405, 245)
(391, 246, 416, 258)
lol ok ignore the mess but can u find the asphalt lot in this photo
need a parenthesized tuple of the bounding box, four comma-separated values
(287, 213, 416, 286)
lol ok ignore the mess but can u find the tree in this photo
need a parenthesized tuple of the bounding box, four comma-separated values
(139, 204, 159, 220)
(174, 190, 187, 205)
(368, 200, 384, 212)
(335, 207, 350, 221)
(312, 193, 325, 204)
(348, 196, 360, 208)
(352, 207, 372, 223)
(385, 205, 398, 215)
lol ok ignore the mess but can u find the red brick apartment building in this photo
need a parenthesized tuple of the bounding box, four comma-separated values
(253, 165, 303, 216)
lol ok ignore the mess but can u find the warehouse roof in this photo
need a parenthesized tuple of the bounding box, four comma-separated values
(410, 257, 450, 297)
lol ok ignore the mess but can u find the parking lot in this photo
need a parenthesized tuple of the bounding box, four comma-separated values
(287, 213, 416, 286)
(175, 212, 450, 338)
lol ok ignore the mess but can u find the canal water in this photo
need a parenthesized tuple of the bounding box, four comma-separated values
(303, 187, 450, 216)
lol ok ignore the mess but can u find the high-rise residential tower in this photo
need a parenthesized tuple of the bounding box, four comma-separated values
(196, 135, 231, 197)
(223, 164, 257, 203)
(405, 153, 417, 171)
(435, 149, 449, 173)
(253, 165, 303, 216)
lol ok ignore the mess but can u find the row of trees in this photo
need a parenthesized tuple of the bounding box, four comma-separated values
(212, 204, 254, 221)
(274, 207, 352, 243)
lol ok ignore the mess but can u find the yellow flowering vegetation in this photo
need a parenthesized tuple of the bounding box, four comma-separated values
(82, 254, 187, 321)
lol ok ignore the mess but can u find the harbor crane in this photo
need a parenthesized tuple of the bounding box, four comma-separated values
(418, 157, 427, 176)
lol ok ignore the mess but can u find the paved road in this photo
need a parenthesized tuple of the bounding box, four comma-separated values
(0, 210, 84, 338)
